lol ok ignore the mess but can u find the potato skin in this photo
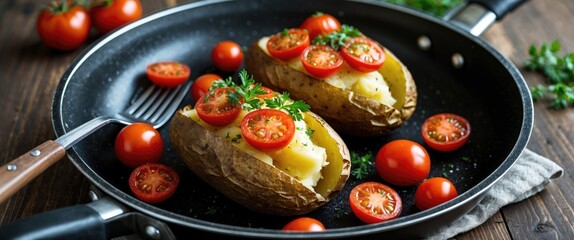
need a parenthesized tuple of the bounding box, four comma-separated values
(169, 109, 350, 216)
(245, 42, 417, 136)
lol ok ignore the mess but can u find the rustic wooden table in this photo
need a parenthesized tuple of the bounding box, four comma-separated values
(1, 0, 572, 239)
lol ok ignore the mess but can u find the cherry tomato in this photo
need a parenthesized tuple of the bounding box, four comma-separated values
(301, 45, 343, 78)
(415, 177, 458, 211)
(196, 88, 242, 126)
(254, 85, 275, 99)
(282, 217, 326, 232)
(375, 139, 430, 186)
(129, 163, 180, 203)
(36, 1, 91, 51)
(240, 109, 295, 151)
(90, 0, 143, 34)
(266, 28, 310, 61)
(146, 61, 191, 88)
(341, 37, 385, 72)
(115, 123, 164, 168)
(191, 73, 222, 102)
(349, 182, 402, 224)
(421, 113, 471, 152)
(300, 12, 341, 40)
(211, 41, 244, 72)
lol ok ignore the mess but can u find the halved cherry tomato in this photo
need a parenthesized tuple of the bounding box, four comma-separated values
(349, 182, 402, 224)
(421, 113, 471, 152)
(36, 1, 91, 51)
(341, 37, 385, 72)
(90, 0, 142, 34)
(300, 12, 341, 40)
(375, 139, 430, 186)
(240, 109, 295, 151)
(301, 45, 343, 78)
(266, 28, 310, 61)
(146, 61, 191, 88)
(415, 177, 458, 211)
(191, 73, 222, 102)
(256, 85, 275, 99)
(115, 123, 164, 168)
(282, 217, 326, 232)
(196, 88, 243, 126)
(129, 163, 180, 203)
(211, 41, 244, 72)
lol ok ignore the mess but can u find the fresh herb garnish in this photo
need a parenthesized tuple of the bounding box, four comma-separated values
(305, 129, 315, 140)
(231, 134, 242, 143)
(525, 40, 574, 109)
(312, 24, 362, 50)
(264, 92, 310, 121)
(350, 151, 373, 179)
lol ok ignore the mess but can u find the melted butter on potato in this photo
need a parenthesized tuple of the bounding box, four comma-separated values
(257, 37, 396, 107)
(180, 107, 327, 189)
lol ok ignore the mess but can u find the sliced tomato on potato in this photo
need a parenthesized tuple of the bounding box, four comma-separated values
(129, 163, 180, 203)
(146, 61, 191, 88)
(196, 87, 242, 126)
(240, 109, 295, 151)
(267, 28, 310, 61)
(341, 37, 385, 72)
(301, 45, 343, 78)
(349, 182, 402, 224)
(421, 113, 471, 152)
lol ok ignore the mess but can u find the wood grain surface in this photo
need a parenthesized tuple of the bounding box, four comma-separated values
(1, 0, 573, 239)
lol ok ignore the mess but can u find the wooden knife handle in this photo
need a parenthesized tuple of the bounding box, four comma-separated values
(0, 140, 66, 203)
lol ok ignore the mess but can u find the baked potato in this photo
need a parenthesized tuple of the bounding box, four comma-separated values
(169, 74, 350, 216)
(245, 29, 417, 137)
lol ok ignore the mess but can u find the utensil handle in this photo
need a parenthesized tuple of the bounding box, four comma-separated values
(469, 0, 529, 19)
(0, 140, 66, 203)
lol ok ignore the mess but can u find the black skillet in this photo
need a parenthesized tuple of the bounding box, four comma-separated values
(0, 0, 532, 239)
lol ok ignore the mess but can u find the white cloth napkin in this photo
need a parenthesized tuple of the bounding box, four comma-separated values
(429, 149, 564, 239)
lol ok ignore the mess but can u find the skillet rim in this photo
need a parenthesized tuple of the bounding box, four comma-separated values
(51, 0, 533, 238)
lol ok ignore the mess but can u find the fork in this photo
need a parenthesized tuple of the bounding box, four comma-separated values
(0, 82, 191, 204)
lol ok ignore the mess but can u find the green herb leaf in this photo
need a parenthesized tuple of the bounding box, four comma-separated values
(350, 151, 373, 180)
(312, 24, 362, 50)
(263, 92, 310, 121)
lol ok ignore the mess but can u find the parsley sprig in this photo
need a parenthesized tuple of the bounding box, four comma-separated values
(350, 151, 373, 180)
(312, 24, 362, 50)
(264, 93, 310, 121)
(525, 40, 574, 109)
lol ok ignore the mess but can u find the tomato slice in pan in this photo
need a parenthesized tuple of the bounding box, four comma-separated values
(301, 45, 343, 78)
(421, 113, 471, 152)
(349, 182, 402, 224)
(129, 163, 180, 204)
(146, 61, 191, 88)
(415, 177, 458, 211)
(196, 87, 243, 126)
(240, 109, 295, 151)
(341, 37, 385, 72)
(190, 73, 222, 103)
(267, 28, 310, 61)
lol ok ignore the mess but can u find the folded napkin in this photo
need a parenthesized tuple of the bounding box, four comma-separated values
(429, 149, 564, 239)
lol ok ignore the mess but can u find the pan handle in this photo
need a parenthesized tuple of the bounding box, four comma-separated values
(445, 0, 529, 36)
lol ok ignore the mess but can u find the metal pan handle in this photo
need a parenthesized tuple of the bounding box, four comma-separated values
(445, 0, 529, 36)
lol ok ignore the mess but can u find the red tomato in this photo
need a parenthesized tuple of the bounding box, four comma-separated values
(115, 123, 164, 168)
(196, 88, 242, 126)
(191, 73, 222, 102)
(341, 37, 385, 72)
(282, 217, 326, 232)
(211, 41, 244, 72)
(421, 113, 471, 152)
(415, 177, 458, 211)
(375, 139, 430, 186)
(36, 2, 91, 51)
(301, 45, 343, 78)
(300, 12, 341, 40)
(129, 163, 180, 203)
(146, 61, 191, 88)
(349, 182, 402, 224)
(266, 28, 310, 61)
(90, 0, 143, 34)
(240, 109, 295, 151)
(255, 85, 275, 99)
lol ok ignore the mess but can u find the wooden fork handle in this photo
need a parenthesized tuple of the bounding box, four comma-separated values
(0, 140, 66, 203)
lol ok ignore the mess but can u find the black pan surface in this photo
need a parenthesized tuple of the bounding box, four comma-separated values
(52, 0, 532, 238)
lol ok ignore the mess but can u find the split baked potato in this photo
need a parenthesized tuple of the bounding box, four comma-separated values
(245, 29, 417, 137)
(169, 74, 350, 216)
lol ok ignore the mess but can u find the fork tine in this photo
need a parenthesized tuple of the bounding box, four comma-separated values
(131, 87, 163, 118)
(140, 87, 172, 120)
(148, 85, 183, 122)
(126, 85, 157, 114)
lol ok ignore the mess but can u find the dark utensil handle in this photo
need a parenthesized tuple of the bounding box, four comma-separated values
(0, 205, 106, 240)
(469, 0, 529, 19)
